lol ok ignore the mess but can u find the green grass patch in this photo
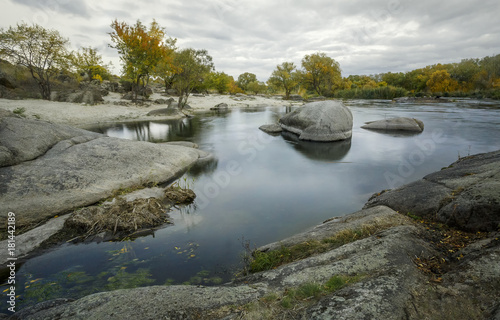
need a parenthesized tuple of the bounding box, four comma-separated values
(249, 223, 393, 273)
(238, 275, 364, 318)
(13, 107, 26, 116)
(324, 274, 364, 292)
(406, 212, 422, 221)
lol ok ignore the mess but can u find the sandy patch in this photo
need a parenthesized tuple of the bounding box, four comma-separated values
(0, 92, 302, 127)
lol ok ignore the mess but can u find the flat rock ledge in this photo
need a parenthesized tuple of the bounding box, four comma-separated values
(361, 117, 424, 132)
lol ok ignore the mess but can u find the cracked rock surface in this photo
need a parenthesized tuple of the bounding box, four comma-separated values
(364, 150, 500, 231)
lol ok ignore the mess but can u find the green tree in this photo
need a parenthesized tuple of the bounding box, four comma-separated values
(0, 22, 70, 100)
(109, 19, 175, 100)
(480, 54, 500, 88)
(449, 59, 480, 88)
(171, 48, 214, 109)
(300, 52, 342, 96)
(237, 72, 257, 92)
(71, 46, 111, 82)
(267, 62, 299, 99)
(381, 72, 406, 88)
(246, 81, 267, 94)
(205, 71, 231, 94)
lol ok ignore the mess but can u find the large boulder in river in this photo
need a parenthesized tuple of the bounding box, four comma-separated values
(362, 117, 424, 132)
(279, 100, 353, 141)
(364, 150, 500, 231)
(0, 109, 201, 232)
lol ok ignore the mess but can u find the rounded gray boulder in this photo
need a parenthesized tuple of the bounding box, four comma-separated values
(361, 117, 424, 132)
(279, 100, 353, 141)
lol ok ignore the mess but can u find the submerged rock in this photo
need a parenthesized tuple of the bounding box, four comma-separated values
(0, 215, 71, 264)
(259, 123, 282, 134)
(362, 117, 424, 132)
(281, 131, 351, 162)
(279, 100, 353, 141)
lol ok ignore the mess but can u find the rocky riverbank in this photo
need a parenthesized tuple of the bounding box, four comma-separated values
(0, 108, 210, 264)
(8, 150, 499, 320)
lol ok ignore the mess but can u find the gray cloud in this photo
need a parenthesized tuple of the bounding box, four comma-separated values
(13, 0, 91, 18)
(3, 0, 500, 80)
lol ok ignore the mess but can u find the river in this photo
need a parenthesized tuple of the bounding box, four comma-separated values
(2, 99, 499, 311)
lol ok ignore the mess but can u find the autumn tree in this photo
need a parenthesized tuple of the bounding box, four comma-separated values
(154, 53, 179, 93)
(171, 48, 214, 108)
(0, 23, 70, 100)
(347, 75, 378, 89)
(71, 46, 111, 82)
(300, 52, 342, 96)
(227, 76, 245, 94)
(267, 62, 299, 99)
(426, 70, 458, 93)
(237, 72, 257, 92)
(109, 19, 175, 99)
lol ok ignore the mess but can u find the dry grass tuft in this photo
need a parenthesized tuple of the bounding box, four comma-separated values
(65, 197, 169, 237)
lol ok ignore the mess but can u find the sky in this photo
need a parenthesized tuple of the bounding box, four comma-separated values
(1, 0, 499, 81)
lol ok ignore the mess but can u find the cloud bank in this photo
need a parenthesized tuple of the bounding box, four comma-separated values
(2, 0, 499, 80)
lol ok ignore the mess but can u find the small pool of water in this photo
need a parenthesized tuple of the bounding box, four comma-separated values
(2, 99, 500, 311)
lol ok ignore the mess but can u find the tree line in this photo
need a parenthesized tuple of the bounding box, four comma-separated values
(1, 21, 499, 103)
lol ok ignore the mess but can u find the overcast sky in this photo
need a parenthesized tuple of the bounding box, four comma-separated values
(1, 0, 499, 81)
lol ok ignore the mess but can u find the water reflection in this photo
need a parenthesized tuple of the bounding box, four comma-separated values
(188, 155, 219, 177)
(281, 131, 352, 161)
(87, 117, 204, 142)
(360, 128, 423, 137)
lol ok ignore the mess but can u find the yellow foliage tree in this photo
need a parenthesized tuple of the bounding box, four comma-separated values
(426, 70, 458, 93)
(109, 19, 175, 100)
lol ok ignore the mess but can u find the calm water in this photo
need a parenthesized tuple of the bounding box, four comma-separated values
(2, 99, 500, 311)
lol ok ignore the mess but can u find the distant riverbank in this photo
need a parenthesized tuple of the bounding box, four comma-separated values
(0, 92, 302, 127)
